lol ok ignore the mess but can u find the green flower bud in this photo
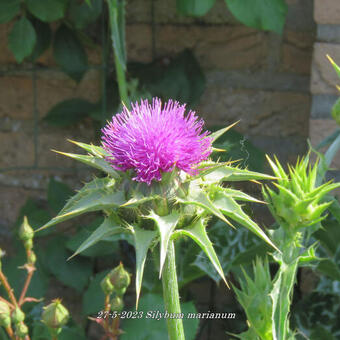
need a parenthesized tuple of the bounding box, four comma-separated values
(109, 263, 131, 291)
(0, 301, 11, 328)
(15, 322, 28, 338)
(42, 299, 69, 330)
(11, 307, 25, 324)
(28, 251, 36, 265)
(19, 217, 34, 242)
(101, 276, 115, 295)
(110, 295, 124, 312)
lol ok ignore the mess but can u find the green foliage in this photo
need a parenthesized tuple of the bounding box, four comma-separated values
(0, 0, 21, 23)
(176, 0, 215, 16)
(53, 25, 88, 82)
(225, 0, 288, 34)
(44, 99, 96, 126)
(29, 19, 52, 61)
(69, 0, 102, 29)
(40, 236, 93, 292)
(121, 293, 199, 340)
(82, 270, 109, 315)
(26, 0, 68, 22)
(233, 258, 273, 340)
(8, 17, 37, 63)
(48, 178, 74, 213)
(129, 50, 205, 106)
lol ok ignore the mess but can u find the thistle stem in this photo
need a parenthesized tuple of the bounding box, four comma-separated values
(114, 53, 129, 107)
(161, 240, 185, 340)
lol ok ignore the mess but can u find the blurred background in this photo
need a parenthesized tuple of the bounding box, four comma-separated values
(0, 0, 340, 339)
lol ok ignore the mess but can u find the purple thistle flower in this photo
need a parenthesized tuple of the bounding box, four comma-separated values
(101, 98, 212, 185)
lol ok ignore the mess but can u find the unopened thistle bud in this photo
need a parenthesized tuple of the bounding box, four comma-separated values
(0, 301, 11, 328)
(101, 263, 131, 296)
(110, 295, 124, 312)
(11, 307, 25, 324)
(15, 322, 28, 338)
(28, 251, 37, 265)
(19, 217, 34, 250)
(42, 299, 69, 336)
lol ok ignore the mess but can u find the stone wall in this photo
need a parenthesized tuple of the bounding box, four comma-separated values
(0, 0, 315, 234)
(310, 0, 340, 172)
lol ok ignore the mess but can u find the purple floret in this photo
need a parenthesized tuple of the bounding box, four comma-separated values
(101, 98, 212, 185)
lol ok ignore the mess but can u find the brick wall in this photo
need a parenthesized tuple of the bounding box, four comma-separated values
(0, 0, 316, 235)
(310, 0, 340, 172)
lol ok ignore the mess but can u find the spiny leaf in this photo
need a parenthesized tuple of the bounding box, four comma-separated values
(37, 180, 124, 232)
(147, 211, 180, 277)
(177, 184, 231, 226)
(213, 192, 279, 252)
(67, 140, 109, 157)
(68, 215, 127, 259)
(223, 187, 264, 204)
(53, 150, 119, 177)
(209, 122, 239, 143)
(327, 55, 340, 79)
(174, 218, 228, 287)
(131, 226, 157, 308)
(196, 163, 275, 183)
(121, 192, 159, 208)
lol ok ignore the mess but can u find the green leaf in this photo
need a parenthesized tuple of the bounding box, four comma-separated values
(48, 178, 74, 213)
(53, 25, 88, 82)
(37, 178, 125, 232)
(121, 293, 199, 340)
(332, 98, 340, 126)
(107, 0, 126, 70)
(8, 17, 37, 63)
(316, 129, 340, 150)
(82, 270, 110, 315)
(67, 140, 110, 157)
(197, 163, 274, 183)
(147, 211, 180, 277)
(225, 0, 288, 34)
(29, 19, 52, 62)
(174, 218, 228, 286)
(42, 236, 92, 292)
(209, 122, 238, 144)
(176, 0, 215, 16)
(130, 50, 205, 106)
(44, 98, 96, 126)
(69, 0, 102, 29)
(54, 151, 119, 177)
(213, 191, 279, 251)
(0, 0, 21, 23)
(131, 226, 157, 307)
(26, 0, 68, 22)
(270, 258, 298, 340)
(68, 214, 127, 259)
(316, 258, 340, 281)
(177, 184, 230, 225)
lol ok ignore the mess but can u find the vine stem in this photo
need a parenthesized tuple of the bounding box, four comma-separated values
(161, 240, 185, 340)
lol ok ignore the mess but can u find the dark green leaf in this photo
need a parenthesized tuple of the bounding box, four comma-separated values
(8, 17, 37, 63)
(211, 127, 265, 171)
(42, 236, 92, 292)
(83, 270, 110, 315)
(121, 293, 199, 340)
(176, 0, 215, 16)
(48, 178, 74, 213)
(29, 19, 52, 61)
(26, 0, 68, 22)
(53, 25, 88, 82)
(32, 322, 87, 340)
(69, 0, 102, 29)
(316, 258, 340, 281)
(225, 0, 287, 34)
(44, 98, 96, 126)
(0, 0, 21, 23)
(129, 50, 205, 106)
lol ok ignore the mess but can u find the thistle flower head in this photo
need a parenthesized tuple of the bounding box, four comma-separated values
(101, 98, 212, 185)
